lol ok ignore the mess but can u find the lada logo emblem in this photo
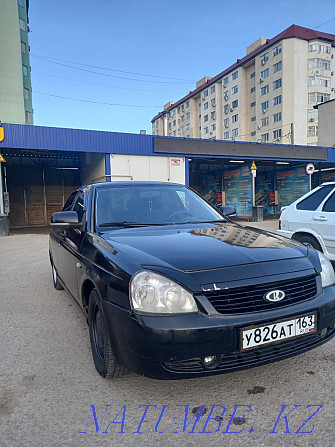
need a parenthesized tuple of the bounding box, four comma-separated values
(264, 289, 286, 303)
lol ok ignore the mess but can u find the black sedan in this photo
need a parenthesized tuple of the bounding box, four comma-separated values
(49, 182, 335, 379)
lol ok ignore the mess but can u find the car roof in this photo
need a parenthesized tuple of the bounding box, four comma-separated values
(80, 181, 185, 191)
(320, 182, 335, 186)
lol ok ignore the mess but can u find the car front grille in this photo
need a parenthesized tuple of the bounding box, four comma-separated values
(162, 332, 325, 374)
(203, 274, 318, 314)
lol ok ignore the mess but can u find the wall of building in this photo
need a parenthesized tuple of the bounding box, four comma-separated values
(0, 0, 33, 124)
(317, 100, 335, 147)
(80, 152, 106, 184)
(110, 154, 185, 184)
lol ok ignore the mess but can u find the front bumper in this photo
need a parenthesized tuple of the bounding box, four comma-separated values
(102, 286, 335, 379)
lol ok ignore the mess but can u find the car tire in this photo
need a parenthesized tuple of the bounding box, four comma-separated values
(52, 264, 64, 290)
(296, 234, 323, 252)
(88, 289, 127, 379)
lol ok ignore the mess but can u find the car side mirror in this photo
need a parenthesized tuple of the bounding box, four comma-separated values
(220, 205, 236, 217)
(51, 211, 82, 229)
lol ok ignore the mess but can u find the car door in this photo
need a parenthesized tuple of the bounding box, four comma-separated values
(311, 189, 335, 256)
(56, 191, 86, 301)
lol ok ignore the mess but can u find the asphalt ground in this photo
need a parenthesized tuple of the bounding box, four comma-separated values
(1, 220, 335, 447)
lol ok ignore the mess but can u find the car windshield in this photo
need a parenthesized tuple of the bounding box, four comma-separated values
(95, 184, 224, 227)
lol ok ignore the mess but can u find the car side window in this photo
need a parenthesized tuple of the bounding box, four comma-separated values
(72, 193, 85, 222)
(63, 191, 77, 211)
(322, 192, 335, 212)
(296, 186, 334, 211)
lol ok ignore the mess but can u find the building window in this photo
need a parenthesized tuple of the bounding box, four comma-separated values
(232, 85, 238, 95)
(223, 76, 229, 85)
(168, 122, 172, 129)
(204, 127, 209, 134)
(224, 118, 229, 127)
(22, 65, 28, 76)
(273, 44, 282, 56)
(186, 123, 190, 131)
(251, 116, 256, 122)
(178, 129, 181, 135)
(308, 58, 331, 70)
(308, 109, 318, 121)
(211, 85, 216, 93)
(204, 89, 209, 97)
(224, 131, 229, 139)
(309, 92, 331, 103)
(251, 102, 256, 108)
(261, 85, 269, 95)
(273, 95, 282, 106)
(211, 123, 216, 131)
(273, 129, 282, 140)
(204, 102, 209, 110)
(250, 72, 255, 78)
(25, 111, 32, 123)
(308, 126, 318, 137)
(309, 43, 331, 53)
(24, 88, 29, 99)
(18, 0, 24, 6)
(261, 100, 269, 111)
(186, 112, 190, 119)
(251, 131, 256, 136)
(273, 61, 282, 72)
(273, 112, 282, 123)
(308, 76, 331, 87)
(260, 52, 269, 64)
(273, 78, 282, 90)
(232, 128, 239, 137)
(173, 120, 176, 126)
(211, 98, 216, 106)
(21, 41, 27, 53)
(223, 91, 230, 101)
(250, 87, 256, 93)
(204, 114, 209, 122)
(181, 126, 185, 133)
(261, 133, 269, 142)
(181, 115, 185, 122)
(232, 114, 238, 123)
(186, 101, 190, 108)
(211, 111, 216, 120)
(261, 117, 269, 127)
(232, 99, 238, 108)
(19, 18, 26, 31)
(232, 71, 238, 80)
(173, 130, 176, 136)
(260, 68, 269, 79)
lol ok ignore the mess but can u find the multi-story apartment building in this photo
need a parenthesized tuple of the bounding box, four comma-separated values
(151, 25, 335, 146)
(0, 0, 33, 124)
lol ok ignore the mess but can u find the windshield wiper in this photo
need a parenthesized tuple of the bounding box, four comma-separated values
(99, 221, 166, 227)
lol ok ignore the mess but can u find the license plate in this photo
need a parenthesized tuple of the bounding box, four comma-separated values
(241, 314, 317, 351)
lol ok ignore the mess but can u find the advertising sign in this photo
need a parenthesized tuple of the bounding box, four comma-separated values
(276, 167, 309, 208)
(224, 166, 252, 217)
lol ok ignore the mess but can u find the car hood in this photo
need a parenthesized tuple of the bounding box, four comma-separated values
(99, 222, 307, 272)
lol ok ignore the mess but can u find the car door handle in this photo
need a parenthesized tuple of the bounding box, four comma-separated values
(313, 216, 328, 221)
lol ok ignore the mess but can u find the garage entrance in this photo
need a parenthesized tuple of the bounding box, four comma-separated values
(3, 150, 81, 229)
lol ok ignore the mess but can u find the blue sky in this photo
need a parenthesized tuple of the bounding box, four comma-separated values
(29, 0, 335, 134)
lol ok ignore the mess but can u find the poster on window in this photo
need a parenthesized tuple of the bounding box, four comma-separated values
(276, 167, 309, 207)
(224, 166, 252, 217)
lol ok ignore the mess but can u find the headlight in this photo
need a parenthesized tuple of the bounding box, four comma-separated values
(130, 270, 198, 314)
(318, 251, 335, 288)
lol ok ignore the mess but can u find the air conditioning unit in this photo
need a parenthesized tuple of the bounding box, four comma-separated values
(309, 118, 315, 122)
(212, 103, 216, 107)
(262, 109, 267, 113)
(213, 116, 216, 120)
(225, 123, 229, 128)
(331, 71, 334, 76)
(230, 107, 234, 112)
(260, 77, 264, 83)
(224, 95, 229, 101)
(261, 60, 266, 65)
(223, 84, 227, 88)
(225, 110, 229, 114)
(210, 131, 213, 135)
(202, 97, 205, 101)
(257, 125, 261, 130)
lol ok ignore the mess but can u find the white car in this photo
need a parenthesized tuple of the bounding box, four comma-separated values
(278, 182, 335, 261)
